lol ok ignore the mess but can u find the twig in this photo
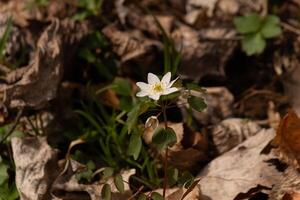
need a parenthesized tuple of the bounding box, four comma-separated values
(281, 22, 300, 36)
(0, 108, 23, 144)
(128, 186, 144, 200)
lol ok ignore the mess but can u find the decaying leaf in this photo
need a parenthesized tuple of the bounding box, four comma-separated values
(272, 110, 300, 168)
(0, 19, 63, 109)
(172, 23, 236, 81)
(270, 167, 300, 200)
(102, 24, 159, 63)
(199, 128, 282, 200)
(11, 136, 59, 200)
(212, 118, 261, 154)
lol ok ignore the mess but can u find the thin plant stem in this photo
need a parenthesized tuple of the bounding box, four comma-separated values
(162, 101, 168, 198)
(0, 109, 23, 144)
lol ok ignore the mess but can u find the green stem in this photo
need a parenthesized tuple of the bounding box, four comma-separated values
(162, 102, 168, 198)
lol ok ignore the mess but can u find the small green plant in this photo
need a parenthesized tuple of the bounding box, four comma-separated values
(74, 80, 161, 189)
(234, 12, 282, 56)
(134, 71, 206, 198)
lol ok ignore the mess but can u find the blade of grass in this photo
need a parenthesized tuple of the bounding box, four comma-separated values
(0, 17, 12, 61)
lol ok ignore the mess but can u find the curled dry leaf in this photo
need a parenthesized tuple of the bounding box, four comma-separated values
(0, 19, 63, 109)
(102, 24, 159, 63)
(11, 136, 59, 200)
(272, 110, 300, 168)
(172, 24, 237, 81)
(198, 128, 282, 200)
(212, 118, 261, 154)
(0, 0, 31, 27)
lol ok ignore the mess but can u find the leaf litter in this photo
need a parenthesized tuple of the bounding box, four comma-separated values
(1, 0, 300, 200)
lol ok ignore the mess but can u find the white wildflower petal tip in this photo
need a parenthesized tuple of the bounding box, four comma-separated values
(163, 87, 178, 95)
(161, 72, 171, 85)
(136, 82, 150, 91)
(148, 73, 160, 85)
(136, 91, 148, 97)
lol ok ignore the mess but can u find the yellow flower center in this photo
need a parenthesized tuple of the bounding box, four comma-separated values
(153, 83, 163, 93)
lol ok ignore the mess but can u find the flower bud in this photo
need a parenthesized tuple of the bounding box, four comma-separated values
(145, 116, 159, 129)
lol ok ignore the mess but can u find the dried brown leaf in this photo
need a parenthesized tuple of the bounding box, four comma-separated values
(0, 19, 63, 109)
(199, 129, 282, 200)
(12, 137, 59, 200)
(272, 110, 300, 168)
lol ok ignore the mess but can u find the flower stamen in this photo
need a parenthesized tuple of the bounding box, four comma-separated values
(153, 83, 163, 93)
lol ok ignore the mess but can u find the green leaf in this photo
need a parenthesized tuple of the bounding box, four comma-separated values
(0, 183, 19, 200)
(126, 100, 153, 133)
(186, 83, 206, 92)
(152, 127, 177, 151)
(0, 158, 8, 185)
(188, 96, 207, 112)
(160, 91, 180, 101)
(261, 15, 282, 38)
(241, 33, 266, 56)
(112, 78, 131, 96)
(79, 49, 96, 63)
(178, 171, 194, 188)
(127, 134, 142, 160)
(151, 192, 164, 200)
(101, 184, 111, 200)
(234, 13, 261, 34)
(102, 167, 114, 179)
(167, 167, 178, 186)
(114, 174, 125, 193)
(138, 194, 147, 200)
(119, 96, 133, 112)
(126, 103, 141, 133)
(75, 161, 95, 182)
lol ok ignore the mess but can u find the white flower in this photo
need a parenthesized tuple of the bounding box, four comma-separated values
(136, 72, 179, 100)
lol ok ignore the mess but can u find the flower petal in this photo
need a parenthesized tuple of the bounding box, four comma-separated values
(168, 77, 179, 87)
(136, 91, 148, 97)
(149, 93, 160, 101)
(162, 87, 178, 95)
(148, 73, 160, 85)
(136, 82, 150, 92)
(161, 72, 171, 85)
